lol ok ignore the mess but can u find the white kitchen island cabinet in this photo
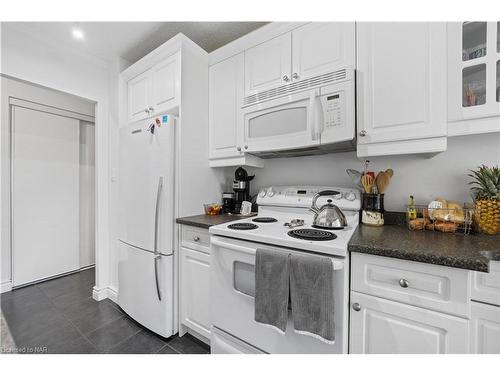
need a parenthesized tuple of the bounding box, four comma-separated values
(470, 301, 500, 354)
(349, 291, 469, 354)
(356, 22, 448, 157)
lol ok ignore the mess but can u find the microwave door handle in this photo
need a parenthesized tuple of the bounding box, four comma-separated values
(309, 89, 323, 141)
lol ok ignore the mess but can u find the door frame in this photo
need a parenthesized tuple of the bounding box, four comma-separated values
(0, 74, 105, 295)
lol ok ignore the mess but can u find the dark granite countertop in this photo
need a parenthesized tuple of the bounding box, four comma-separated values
(348, 224, 500, 272)
(176, 213, 256, 229)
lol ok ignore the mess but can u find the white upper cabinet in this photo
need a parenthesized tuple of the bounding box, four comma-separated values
(150, 53, 180, 116)
(447, 22, 500, 136)
(292, 22, 355, 80)
(209, 53, 243, 160)
(356, 22, 448, 157)
(244, 33, 292, 97)
(127, 71, 151, 123)
(126, 52, 180, 123)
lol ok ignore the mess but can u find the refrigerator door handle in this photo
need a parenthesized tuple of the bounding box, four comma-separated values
(154, 255, 162, 301)
(153, 176, 163, 301)
(154, 176, 163, 254)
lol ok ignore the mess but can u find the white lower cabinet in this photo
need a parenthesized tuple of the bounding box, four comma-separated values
(470, 301, 500, 354)
(350, 291, 469, 354)
(179, 226, 211, 340)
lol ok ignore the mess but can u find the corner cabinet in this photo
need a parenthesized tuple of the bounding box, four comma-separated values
(447, 22, 500, 136)
(127, 52, 180, 123)
(356, 22, 448, 157)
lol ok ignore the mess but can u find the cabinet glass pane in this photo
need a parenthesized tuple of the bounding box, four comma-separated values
(462, 22, 487, 61)
(463, 64, 486, 107)
(497, 60, 500, 102)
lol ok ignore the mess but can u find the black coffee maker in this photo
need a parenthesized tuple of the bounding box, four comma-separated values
(232, 167, 254, 214)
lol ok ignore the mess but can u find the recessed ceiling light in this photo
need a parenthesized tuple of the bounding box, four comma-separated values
(72, 28, 84, 40)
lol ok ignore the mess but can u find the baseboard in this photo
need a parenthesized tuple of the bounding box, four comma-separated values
(92, 285, 118, 303)
(1, 281, 13, 294)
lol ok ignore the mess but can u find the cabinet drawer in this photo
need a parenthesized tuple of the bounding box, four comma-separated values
(181, 225, 210, 253)
(351, 253, 471, 318)
(472, 260, 500, 307)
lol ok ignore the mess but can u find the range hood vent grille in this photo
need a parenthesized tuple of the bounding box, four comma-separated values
(243, 68, 348, 107)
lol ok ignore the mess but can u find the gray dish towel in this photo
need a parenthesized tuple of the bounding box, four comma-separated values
(254, 249, 290, 334)
(290, 253, 335, 343)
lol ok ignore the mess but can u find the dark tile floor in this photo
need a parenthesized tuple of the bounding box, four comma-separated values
(0, 268, 210, 354)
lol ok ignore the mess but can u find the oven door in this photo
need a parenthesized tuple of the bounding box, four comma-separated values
(241, 89, 322, 153)
(210, 235, 348, 354)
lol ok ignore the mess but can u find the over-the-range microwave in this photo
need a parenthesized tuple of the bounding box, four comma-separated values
(241, 67, 355, 158)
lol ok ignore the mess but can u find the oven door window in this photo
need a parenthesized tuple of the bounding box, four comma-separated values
(233, 261, 255, 297)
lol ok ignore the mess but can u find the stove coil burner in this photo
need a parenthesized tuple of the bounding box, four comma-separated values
(227, 223, 259, 230)
(252, 217, 278, 223)
(287, 228, 337, 241)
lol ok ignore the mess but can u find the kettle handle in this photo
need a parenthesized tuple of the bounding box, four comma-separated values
(311, 190, 340, 212)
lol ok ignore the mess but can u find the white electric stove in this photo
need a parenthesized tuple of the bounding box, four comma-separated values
(209, 186, 361, 354)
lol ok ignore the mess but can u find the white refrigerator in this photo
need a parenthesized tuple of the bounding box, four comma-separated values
(118, 114, 176, 338)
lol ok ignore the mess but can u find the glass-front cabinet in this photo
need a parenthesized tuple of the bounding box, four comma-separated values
(448, 22, 500, 135)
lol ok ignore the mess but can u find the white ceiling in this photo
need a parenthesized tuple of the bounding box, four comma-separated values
(3, 22, 268, 63)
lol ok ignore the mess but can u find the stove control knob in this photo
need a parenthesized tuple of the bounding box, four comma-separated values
(259, 189, 266, 198)
(267, 187, 275, 197)
(345, 191, 356, 201)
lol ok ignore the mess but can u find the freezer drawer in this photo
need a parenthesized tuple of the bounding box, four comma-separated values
(118, 242, 175, 338)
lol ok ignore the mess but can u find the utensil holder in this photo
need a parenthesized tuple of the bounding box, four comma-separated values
(362, 193, 385, 226)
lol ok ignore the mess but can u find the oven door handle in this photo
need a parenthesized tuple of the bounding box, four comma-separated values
(210, 237, 344, 270)
(211, 237, 256, 256)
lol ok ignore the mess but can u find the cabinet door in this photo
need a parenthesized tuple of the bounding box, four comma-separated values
(471, 301, 500, 354)
(127, 70, 151, 123)
(180, 247, 211, 339)
(350, 292, 469, 354)
(244, 33, 292, 97)
(151, 53, 180, 115)
(292, 22, 355, 81)
(472, 260, 500, 306)
(447, 22, 500, 135)
(357, 22, 447, 145)
(209, 53, 244, 159)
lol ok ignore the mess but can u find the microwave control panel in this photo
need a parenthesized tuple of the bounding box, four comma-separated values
(322, 91, 344, 128)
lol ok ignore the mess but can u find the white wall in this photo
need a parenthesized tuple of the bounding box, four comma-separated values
(0, 23, 111, 291)
(235, 133, 500, 211)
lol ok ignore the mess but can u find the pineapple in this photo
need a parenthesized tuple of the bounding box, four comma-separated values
(468, 165, 500, 235)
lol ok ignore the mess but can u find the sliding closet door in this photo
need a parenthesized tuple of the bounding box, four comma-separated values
(12, 106, 80, 286)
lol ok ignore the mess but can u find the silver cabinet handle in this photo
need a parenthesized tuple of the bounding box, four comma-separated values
(244, 145, 248, 150)
(283, 75, 290, 82)
(154, 255, 162, 301)
(359, 130, 367, 137)
(144, 109, 150, 114)
(148, 106, 154, 112)
(193, 236, 200, 242)
(352, 303, 361, 311)
(399, 279, 409, 288)
(237, 146, 242, 151)
(292, 73, 299, 80)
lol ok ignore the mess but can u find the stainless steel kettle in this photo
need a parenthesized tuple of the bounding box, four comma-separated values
(310, 190, 348, 229)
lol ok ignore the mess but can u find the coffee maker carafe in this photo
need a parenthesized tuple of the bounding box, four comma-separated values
(232, 167, 254, 214)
